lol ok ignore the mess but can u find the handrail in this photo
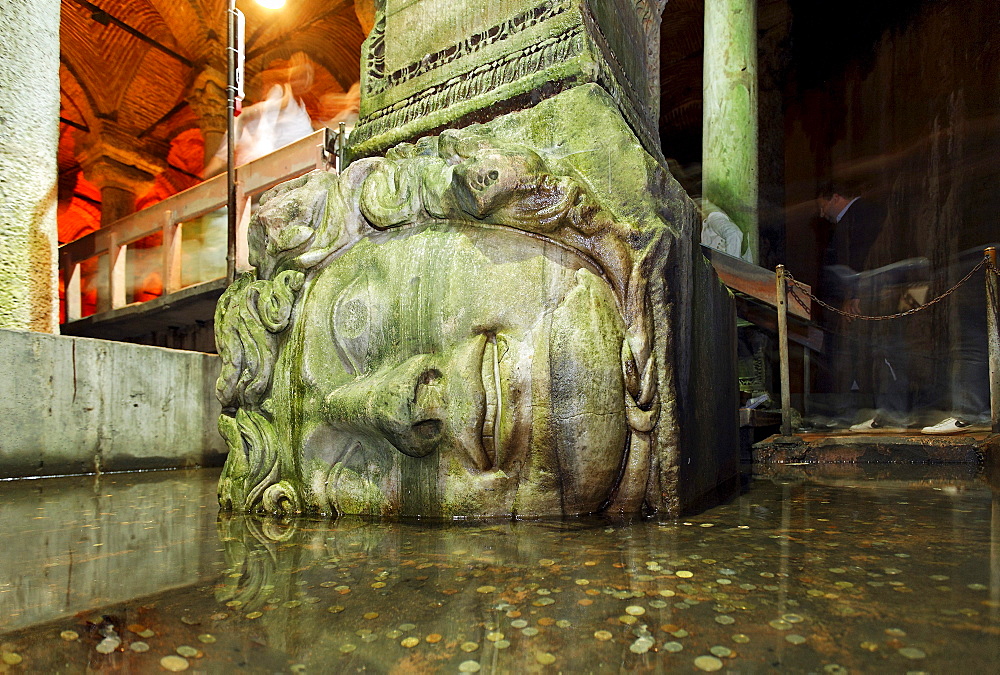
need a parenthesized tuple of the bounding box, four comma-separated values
(61, 129, 334, 322)
(701, 244, 812, 321)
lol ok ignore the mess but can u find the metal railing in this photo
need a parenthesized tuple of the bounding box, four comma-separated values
(773, 247, 1000, 439)
(60, 128, 335, 322)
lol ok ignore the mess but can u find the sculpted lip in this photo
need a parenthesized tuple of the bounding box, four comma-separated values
(480, 333, 501, 470)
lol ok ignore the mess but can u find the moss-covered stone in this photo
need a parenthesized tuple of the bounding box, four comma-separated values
(351, 0, 666, 161)
(216, 86, 737, 519)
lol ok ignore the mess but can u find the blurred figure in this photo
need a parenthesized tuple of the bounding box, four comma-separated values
(814, 180, 910, 430)
(316, 81, 361, 136)
(921, 244, 996, 434)
(700, 199, 752, 262)
(202, 52, 317, 177)
(197, 53, 318, 285)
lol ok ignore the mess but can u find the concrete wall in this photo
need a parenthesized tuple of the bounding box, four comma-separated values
(0, 329, 226, 477)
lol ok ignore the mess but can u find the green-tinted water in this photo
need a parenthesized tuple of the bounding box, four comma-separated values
(1, 467, 997, 672)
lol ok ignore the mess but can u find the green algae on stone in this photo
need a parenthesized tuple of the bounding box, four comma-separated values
(214, 87, 736, 520)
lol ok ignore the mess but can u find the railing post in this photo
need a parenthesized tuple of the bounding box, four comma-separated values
(987, 247, 999, 434)
(234, 178, 252, 272)
(317, 129, 330, 171)
(776, 264, 793, 437)
(162, 211, 182, 295)
(65, 256, 82, 322)
(338, 121, 347, 172)
(109, 233, 127, 310)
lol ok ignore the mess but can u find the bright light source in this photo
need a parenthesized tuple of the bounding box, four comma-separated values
(255, 0, 285, 8)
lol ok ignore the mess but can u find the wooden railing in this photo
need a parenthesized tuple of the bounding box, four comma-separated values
(701, 244, 821, 352)
(60, 129, 334, 322)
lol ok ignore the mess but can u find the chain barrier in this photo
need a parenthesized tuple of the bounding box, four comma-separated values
(785, 255, 995, 322)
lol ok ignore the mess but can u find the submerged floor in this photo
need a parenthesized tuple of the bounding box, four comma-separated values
(0, 466, 998, 672)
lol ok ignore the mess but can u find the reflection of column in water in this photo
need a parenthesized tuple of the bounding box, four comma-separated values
(779, 482, 791, 614)
(181, 209, 228, 287)
(201, 208, 228, 281)
(739, 486, 752, 522)
(992, 497, 999, 624)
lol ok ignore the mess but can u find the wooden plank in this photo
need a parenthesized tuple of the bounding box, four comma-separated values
(703, 244, 811, 320)
(58, 132, 328, 283)
(60, 227, 111, 267)
(162, 212, 182, 295)
(735, 296, 824, 352)
(239, 130, 330, 195)
(57, 131, 337, 326)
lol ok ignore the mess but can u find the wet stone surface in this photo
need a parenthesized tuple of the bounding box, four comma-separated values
(0, 468, 998, 672)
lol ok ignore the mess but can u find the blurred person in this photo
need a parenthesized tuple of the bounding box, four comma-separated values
(700, 199, 752, 262)
(921, 244, 997, 434)
(202, 52, 317, 178)
(316, 81, 361, 136)
(814, 181, 911, 430)
(197, 53, 318, 285)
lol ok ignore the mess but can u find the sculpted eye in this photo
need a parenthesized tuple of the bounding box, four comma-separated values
(331, 275, 371, 375)
(339, 298, 368, 339)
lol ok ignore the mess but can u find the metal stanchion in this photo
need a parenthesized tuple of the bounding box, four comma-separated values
(987, 247, 999, 434)
(776, 264, 793, 439)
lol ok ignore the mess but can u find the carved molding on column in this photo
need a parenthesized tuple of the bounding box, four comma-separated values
(75, 131, 161, 196)
(187, 66, 228, 141)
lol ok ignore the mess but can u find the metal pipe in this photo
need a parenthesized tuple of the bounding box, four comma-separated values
(776, 264, 792, 437)
(987, 247, 999, 434)
(338, 121, 347, 172)
(226, 0, 238, 285)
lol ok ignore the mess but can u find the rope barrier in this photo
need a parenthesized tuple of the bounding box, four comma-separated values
(785, 255, 995, 322)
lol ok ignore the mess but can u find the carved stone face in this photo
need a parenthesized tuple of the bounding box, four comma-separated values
(287, 223, 628, 517)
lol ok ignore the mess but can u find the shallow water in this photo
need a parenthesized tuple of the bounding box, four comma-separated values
(0, 466, 998, 673)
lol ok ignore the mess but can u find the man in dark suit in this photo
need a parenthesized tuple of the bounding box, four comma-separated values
(815, 181, 909, 430)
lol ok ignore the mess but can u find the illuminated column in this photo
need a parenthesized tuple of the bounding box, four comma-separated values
(188, 66, 229, 163)
(77, 141, 158, 227)
(0, 0, 61, 332)
(703, 0, 758, 262)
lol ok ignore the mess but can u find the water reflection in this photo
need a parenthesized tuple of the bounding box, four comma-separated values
(0, 468, 998, 672)
(0, 470, 219, 633)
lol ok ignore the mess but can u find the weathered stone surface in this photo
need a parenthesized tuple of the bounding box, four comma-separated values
(0, 329, 227, 477)
(0, 0, 60, 332)
(216, 86, 737, 518)
(351, 0, 666, 160)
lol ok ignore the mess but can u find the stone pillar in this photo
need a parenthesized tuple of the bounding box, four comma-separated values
(76, 136, 160, 227)
(77, 153, 156, 227)
(703, 0, 758, 262)
(188, 66, 228, 164)
(0, 0, 61, 332)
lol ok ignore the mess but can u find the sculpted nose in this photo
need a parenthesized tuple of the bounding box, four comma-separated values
(323, 357, 445, 458)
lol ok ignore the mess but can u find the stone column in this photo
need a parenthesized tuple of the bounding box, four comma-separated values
(703, 0, 758, 262)
(0, 0, 61, 332)
(77, 151, 156, 227)
(78, 137, 159, 227)
(188, 66, 228, 164)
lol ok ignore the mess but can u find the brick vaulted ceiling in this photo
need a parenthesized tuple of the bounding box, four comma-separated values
(59, 0, 366, 179)
(57, 0, 713, 230)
